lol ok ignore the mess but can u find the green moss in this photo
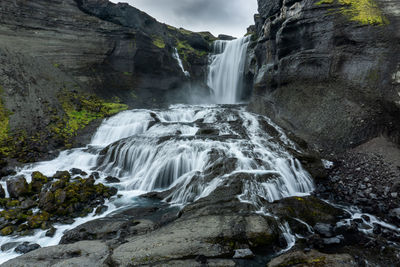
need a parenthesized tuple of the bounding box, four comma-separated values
(27, 212, 50, 229)
(316, 0, 334, 5)
(316, 0, 388, 25)
(123, 72, 132, 76)
(50, 90, 128, 146)
(0, 85, 11, 156)
(339, 0, 388, 25)
(53, 63, 60, 68)
(6, 200, 20, 208)
(176, 39, 208, 62)
(152, 36, 166, 48)
(32, 171, 48, 183)
(1, 226, 14, 236)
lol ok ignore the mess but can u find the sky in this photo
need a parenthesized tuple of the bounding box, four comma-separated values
(110, 0, 258, 38)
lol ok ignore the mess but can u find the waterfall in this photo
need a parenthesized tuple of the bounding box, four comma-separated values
(207, 36, 250, 104)
(173, 48, 190, 77)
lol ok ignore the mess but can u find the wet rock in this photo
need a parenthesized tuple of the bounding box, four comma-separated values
(6, 177, 29, 199)
(20, 199, 36, 210)
(95, 205, 108, 215)
(2, 241, 109, 267)
(45, 227, 56, 237)
(233, 248, 255, 259)
(196, 128, 219, 136)
(322, 236, 342, 245)
(30, 172, 48, 193)
(53, 171, 71, 181)
(15, 242, 41, 254)
(91, 172, 100, 180)
(38, 191, 56, 212)
(112, 214, 279, 266)
(267, 249, 356, 267)
(105, 176, 120, 183)
(0, 184, 5, 198)
(1, 242, 19, 251)
(70, 168, 87, 176)
(314, 223, 333, 238)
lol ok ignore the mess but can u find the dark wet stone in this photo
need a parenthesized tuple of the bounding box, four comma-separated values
(105, 176, 120, 183)
(314, 223, 333, 238)
(15, 242, 41, 254)
(6, 177, 29, 199)
(45, 227, 57, 237)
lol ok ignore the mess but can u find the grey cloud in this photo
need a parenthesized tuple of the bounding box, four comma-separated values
(111, 0, 258, 37)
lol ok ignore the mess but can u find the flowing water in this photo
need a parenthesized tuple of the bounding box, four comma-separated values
(172, 48, 190, 77)
(207, 36, 250, 104)
(0, 37, 314, 263)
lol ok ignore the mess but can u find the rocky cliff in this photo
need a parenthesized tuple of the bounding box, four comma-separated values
(248, 0, 400, 153)
(0, 0, 212, 164)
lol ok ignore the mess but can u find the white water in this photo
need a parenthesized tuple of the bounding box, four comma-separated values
(207, 36, 250, 104)
(173, 48, 190, 77)
(0, 104, 315, 263)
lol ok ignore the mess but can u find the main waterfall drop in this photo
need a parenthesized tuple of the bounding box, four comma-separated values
(207, 36, 250, 104)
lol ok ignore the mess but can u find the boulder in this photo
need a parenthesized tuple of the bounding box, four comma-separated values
(267, 249, 356, 267)
(14, 242, 41, 254)
(2, 241, 109, 267)
(112, 214, 280, 266)
(105, 176, 120, 183)
(6, 177, 29, 199)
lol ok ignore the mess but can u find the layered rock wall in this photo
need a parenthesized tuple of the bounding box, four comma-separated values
(248, 0, 400, 152)
(0, 0, 211, 163)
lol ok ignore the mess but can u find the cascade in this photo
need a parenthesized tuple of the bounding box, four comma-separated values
(207, 36, 250, 104)
(172, 48, 190, 77)
(0, 36, 316, 264)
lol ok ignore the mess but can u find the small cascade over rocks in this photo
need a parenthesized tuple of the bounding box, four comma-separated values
(172, 48, 190, 77)
(207, 36, 250, 104)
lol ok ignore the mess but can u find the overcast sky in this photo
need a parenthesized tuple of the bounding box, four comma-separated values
(110, 0, 258, 37)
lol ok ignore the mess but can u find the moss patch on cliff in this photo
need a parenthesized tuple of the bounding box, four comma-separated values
(0, 88, 9, 144)
(0, 85, 12, 158)
(339, 0, 388, 25)
(51, 91, 128, 147)
(176, 40, 207, 62)
(152, 36, 166, 49)
(316, 0, 388, 25)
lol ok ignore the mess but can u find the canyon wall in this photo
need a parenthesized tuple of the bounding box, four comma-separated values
(248, 0, 400, 152)
(0, 0, 211, 163)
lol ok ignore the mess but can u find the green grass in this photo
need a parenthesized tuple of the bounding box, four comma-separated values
(152, 36, 166, 48)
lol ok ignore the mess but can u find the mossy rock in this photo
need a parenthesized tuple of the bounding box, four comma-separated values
(1, 226, 14, 236)
(27, 212, 50, 229)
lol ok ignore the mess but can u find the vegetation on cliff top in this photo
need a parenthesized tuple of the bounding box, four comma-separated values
(317, 0, 388, 25)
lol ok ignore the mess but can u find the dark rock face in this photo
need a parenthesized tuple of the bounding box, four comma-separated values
(0, 0, 212, 165)
(248, 0, 400, 152)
